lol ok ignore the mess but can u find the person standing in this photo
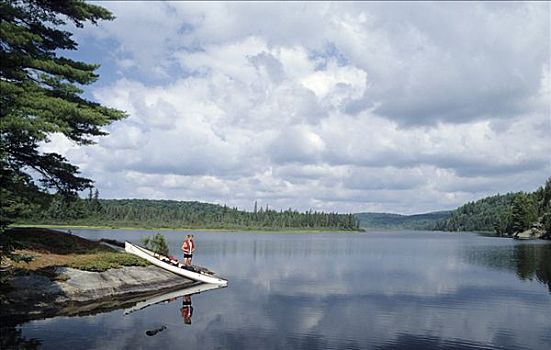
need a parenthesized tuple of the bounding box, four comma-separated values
(181, 234, 195, 266)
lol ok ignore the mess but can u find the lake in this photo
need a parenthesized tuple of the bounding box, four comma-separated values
(4, 230, 551, 349)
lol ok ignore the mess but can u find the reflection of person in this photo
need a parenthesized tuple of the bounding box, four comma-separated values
(180, 295, 193, 325)
(181, 234, 195, 266)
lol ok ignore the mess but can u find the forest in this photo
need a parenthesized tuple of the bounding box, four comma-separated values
(354, 211, 451, 231)
(355, 178, 551, 237)
(433, 177, 551, 237)
(17, 192, 360, 231)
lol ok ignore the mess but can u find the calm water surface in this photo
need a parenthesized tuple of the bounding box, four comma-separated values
(6, 230, 551, 349)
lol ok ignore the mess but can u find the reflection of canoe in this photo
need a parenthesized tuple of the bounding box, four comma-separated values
(124, 283, 225, 315)
(125, 242, 228, 285)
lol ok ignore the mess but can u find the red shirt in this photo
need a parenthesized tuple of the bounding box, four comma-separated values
(182, 239, 194, 254)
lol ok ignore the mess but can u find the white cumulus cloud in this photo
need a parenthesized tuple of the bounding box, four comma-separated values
(44, 1, 551, 214)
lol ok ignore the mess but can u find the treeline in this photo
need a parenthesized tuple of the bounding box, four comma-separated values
(434, 177, 551, 236)
(19, 192, 360, 231)
(354, 211, 451, 230)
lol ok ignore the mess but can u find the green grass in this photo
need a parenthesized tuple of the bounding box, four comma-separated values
(67, 252, 148, 272)
(4, 227, 150, 273)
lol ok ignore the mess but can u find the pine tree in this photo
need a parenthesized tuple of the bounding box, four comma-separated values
(510, 194, 537, 233)
(1, 0, 126, 230)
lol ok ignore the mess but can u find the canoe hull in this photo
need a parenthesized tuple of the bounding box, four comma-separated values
(125, 242, 227, 285)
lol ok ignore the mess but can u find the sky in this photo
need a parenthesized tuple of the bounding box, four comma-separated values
(43, 1, 550, 214)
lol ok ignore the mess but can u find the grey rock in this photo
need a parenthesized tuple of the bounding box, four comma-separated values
(2, 265, 194, 321)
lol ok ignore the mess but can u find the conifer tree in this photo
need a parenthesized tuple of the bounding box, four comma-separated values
(0, 0, 126, 229)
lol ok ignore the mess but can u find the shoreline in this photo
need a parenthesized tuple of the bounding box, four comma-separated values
(1, 265, 195, 324)
(13, 223, 363, 233)
(1, 228, 200, 323)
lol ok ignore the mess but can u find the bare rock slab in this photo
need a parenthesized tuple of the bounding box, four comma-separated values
(2, 265, 194, 321)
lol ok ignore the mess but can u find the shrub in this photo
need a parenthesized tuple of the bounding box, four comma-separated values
(142, 233, 169, 256)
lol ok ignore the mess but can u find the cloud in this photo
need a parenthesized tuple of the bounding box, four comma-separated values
(87, 2, 549, 126)
(269, 126, 326, 164)
(42, 1, 551, 214)
(335, 2, 550, 126)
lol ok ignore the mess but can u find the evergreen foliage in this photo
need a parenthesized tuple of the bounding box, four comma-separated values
(18, 194, 361, 231)
(142, 233, 169, 256)
(434, 177, 551, 237)
(0, 0, 126, 232)
(354, 211, 451, 230)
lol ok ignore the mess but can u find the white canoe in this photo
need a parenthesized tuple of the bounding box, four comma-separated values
(124, 241, 228, 286)
(124, 282, 225, 315)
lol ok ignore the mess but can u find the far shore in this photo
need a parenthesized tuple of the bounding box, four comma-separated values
(16, 224, 547, 239)
(13, 223, 363, 234)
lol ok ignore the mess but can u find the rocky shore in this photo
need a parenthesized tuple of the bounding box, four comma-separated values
(513, 224, 550, 240)
(0, 227, 198, 322)
(2, 261, 194, 323)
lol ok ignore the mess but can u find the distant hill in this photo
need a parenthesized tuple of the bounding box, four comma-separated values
(354, 211, 451, 230)
(356, 178, 551, 237)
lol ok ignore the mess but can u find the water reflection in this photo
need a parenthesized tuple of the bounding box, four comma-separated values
(373, 333, 509, 350)
(1, 282, 226, 348)
(145, 325, 166, 337)
(10, 230, 551, 350)
(124, 282, 223, 315)
(463, 242, 551, 292)
(514, 244, 551, 292)
(180, 295, 193, 325)
(125, 283, 223, 338)
(0, 325, 41, 350)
